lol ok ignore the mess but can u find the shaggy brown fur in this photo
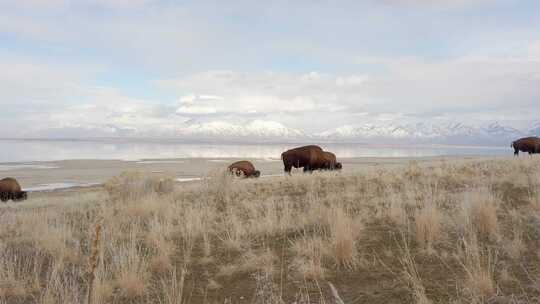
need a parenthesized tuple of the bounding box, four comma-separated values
(281, 145, 327, 174)
(512, 137, 540, 156)
(322, 151, 343, 170)
(0, 177, 27, 202)
(228, 161, 261, 178)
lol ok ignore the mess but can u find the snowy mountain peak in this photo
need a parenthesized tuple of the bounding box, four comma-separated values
(483, 122, 521, 135)
(317, 120, 529, 145)
(244, 120, 304, 137)
(178, 120, 305, 139)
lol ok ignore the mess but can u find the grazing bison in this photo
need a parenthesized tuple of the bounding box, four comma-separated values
(228, 161, 261, 178)
(281, 145, 328, 174)
(0, 177, 27, 202)
(322, 151, 343, 170)
(512, 137, 540, 156)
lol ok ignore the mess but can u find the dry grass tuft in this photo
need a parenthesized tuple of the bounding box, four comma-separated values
(503, 213, 526, 261)
(388, 194, 409, 228)
(242, 248, 278, 275)
(327, 208, 361, 269)
(291, 236, 327, 280)
(457, 235, 497, 303)
(86, 221, 102, 304)
(466, 189, 500, 241)
(113, 233, 150, 299)
(203, 168, 234, 206)
(528, 190, 540, 211)
(161, 267, 186, 304)
(414, 204, 442, 252)
(105, 171, 174, 202)
(399, 236, 432, 304)
(117, 272, 146, 299)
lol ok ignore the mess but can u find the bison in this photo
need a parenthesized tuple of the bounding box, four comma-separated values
(281, 145, 325, 174)
(228, 161, 261, 178)
(512, 137, 540, 156)
(0, 177, 27, 202)
(281, 145, 342, 174)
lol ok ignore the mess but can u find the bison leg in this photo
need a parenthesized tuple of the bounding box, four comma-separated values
(13, 192, 25, 201)
(514, 148, 519, 156)
(0, 192, 8, 202)
(284, 164, 292, 175)
(303, 166, 314, 174)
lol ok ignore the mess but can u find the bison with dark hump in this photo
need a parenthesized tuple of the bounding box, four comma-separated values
(281, 145, 342, 174)
(512, 137, 540, 156)
(228, 160, 261, 178)
(0, 177, 27, 202)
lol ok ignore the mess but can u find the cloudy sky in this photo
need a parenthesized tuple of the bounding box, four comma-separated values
(1, 0, 539, 138)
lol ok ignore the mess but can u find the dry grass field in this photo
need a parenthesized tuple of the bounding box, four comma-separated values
(1, 157, 540, 303)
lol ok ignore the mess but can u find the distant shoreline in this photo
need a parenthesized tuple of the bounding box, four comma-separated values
(0, 140, 509, 164)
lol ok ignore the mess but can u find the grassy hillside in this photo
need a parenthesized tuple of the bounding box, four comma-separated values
(1, 158, 540, 303)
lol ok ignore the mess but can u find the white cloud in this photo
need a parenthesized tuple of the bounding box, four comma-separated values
(0, 56, 106, 120)
(0, 58, 176, 137)
(176, 105, 218, 115)
(381, 0, 513, 9)
(528, 41, 540, 61)
(156, 54, 540, 129)
(0, 0, 69, 9)
(0, 0, 156, 9)
(336, 75, 369, 87)
(158, 71, 368, 119)
(356, 55, 540, 116)
(88, 0, 157, 8)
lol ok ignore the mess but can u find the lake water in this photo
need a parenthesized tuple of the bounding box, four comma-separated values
(0, 139, 509, 163)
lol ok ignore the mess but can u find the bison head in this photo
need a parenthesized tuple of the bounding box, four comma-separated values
(13, 191, 27, 201)
(335, 162, 342, 170)
(252, 170, 261, 178)
(230, 168, 243, 177)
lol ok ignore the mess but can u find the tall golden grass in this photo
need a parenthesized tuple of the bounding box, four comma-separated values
(1, 157, 540, 303)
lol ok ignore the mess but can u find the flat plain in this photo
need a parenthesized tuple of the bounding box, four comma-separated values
(2, 155, 498, 190)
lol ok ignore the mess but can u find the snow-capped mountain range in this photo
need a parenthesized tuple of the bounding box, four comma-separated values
(175, 120, 539, 145)
(32, 119, 540, 145)
(316, 121, 532, 145)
